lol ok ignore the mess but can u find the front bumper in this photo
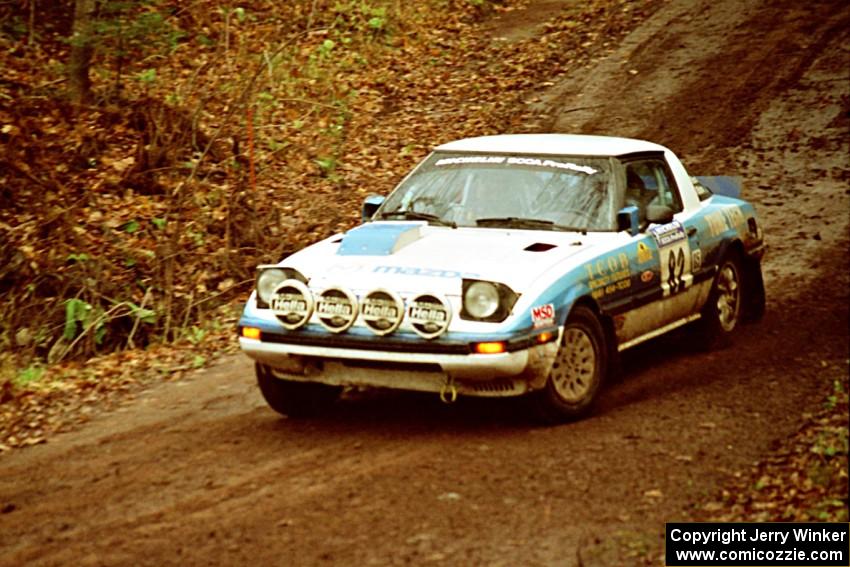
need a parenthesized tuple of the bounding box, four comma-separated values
(238, 326, 561, 398)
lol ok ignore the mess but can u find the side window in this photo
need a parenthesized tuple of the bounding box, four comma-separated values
(624, 160, 681, 222)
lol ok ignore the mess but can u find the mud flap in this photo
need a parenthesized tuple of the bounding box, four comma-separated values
(742, 256, 766, 323)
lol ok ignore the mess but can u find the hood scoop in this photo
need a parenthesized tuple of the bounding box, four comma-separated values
(524, 242, 558, 252)
(337, 222, 423, 256)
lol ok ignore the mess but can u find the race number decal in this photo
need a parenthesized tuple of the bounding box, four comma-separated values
(667, 248, 686, 294)
(650, 221, 691, 296)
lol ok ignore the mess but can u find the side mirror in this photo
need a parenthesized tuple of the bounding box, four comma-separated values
(361, 195, 385, 222)
(617, 205, 639, 236)
(646, 205, 674, 224)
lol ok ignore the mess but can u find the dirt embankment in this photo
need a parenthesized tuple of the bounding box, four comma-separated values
(0, 0, 847, 565)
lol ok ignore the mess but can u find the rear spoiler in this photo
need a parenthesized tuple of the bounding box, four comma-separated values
(693, 176, 742, 199)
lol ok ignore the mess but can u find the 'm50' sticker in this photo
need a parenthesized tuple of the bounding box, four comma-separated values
(531, 304, 555, 328)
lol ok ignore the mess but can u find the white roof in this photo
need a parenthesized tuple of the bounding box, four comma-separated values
(436, 134, 667, 157)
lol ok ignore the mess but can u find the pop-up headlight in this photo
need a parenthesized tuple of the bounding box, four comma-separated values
(461, 279, 518, 322)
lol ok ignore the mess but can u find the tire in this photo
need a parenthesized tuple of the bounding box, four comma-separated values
(695, 252, 744, 349)
(255, 363, 340, 417)
(531, 305, 607, 423)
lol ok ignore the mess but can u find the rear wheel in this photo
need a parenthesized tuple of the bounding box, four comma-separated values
(256, 363, 340, 417)
(696, 253, 744, 348)
(531, 305, 607, 423)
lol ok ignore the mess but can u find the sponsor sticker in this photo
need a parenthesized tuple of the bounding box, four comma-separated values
(691, 249, 703, 272)
(614, 315, 626, 332)
(705, 211, 729, 237)
(584, 253, 632, 299)
(506, 157, 597, 175)
(433, 155, 598, 175)
(636, 241, 653, 263)
(325, 264, 480, 279)
(531, 303, 555, 328)
(649, 220, 687, 248)
(723, 205, 746, 230)
(372, 265, 480, 279)
(435, 156, 506, 166)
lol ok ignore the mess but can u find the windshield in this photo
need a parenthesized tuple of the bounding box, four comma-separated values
(377, 152, 625, 231)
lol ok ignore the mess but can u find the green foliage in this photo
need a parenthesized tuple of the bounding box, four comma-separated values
(66, 253, 92, 263)
(824, 379, 846, 409)
(317, 39, 336, 60)
(197, 34, 215, 47)
(15, 364, 45, 386)
(187, 229, 205, 247)
(315, 156, 337, 176)
(94, 314, 107, 345)
(64, 299, 93, 341)
(185, 326, 206, 345)
(128, 302, 156, 325)
(331, 1, 390, 36)
(122, 220, 140, 233)
(62, 298, 154, 351)
(136, 68, 157, 83)
(63, 299, 106, 345)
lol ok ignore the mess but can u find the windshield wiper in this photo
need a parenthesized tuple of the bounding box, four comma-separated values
(475, 217, 582, 232)
(377, 210, 457, 228)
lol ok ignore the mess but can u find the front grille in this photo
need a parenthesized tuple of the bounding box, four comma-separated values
(466, 380, 519, 393)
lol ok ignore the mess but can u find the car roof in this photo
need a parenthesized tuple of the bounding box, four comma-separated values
(435, 134, 668, 157)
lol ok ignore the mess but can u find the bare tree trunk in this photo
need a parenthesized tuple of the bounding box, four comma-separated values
(68, 0, 98, 104)
(27, 0, 36, 47)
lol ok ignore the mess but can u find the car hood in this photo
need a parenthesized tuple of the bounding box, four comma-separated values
(282, 222, 609, 295)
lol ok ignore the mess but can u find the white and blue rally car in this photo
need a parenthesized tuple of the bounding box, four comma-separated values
(238, 134, 765, 422)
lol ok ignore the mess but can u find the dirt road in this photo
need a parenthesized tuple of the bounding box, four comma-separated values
(1, 0, 848, 565)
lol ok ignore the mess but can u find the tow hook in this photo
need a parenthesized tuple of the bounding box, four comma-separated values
(439, 377, 458, 404)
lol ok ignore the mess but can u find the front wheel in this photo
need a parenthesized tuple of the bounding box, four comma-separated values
(531, 305, 607, 423)
(256, 363, 340, 417)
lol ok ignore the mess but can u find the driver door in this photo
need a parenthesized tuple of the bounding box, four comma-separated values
(613, 158, 699, 343)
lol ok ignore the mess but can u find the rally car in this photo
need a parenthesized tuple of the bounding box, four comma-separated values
(238, 134, 765, 422)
